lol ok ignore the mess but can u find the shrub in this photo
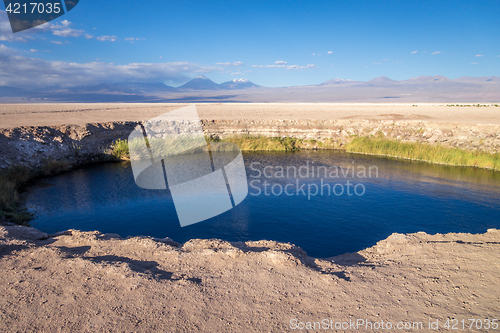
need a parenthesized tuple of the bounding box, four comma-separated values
(111, 139, 130, 159)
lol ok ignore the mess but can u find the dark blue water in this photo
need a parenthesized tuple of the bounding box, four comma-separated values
(25, 151, 500, 258)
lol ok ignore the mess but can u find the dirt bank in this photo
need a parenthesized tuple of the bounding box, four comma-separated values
(0, 225, 499, 332)
(1, 118, 499, 169)
(2, 103, 499, 169)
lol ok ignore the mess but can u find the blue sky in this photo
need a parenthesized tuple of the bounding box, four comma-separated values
(0, 0, 499, 88)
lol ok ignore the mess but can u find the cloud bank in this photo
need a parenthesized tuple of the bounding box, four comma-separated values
(0, 44, 218, 88)
(215, 61, 244, 66)
(252, 62, 316, 70)
(0, 11, 118, 43)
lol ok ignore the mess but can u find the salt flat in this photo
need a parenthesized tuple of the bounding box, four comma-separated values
(1, 103, 500, 128)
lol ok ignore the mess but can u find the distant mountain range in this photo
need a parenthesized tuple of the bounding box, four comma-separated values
(177, 76, 261, 90)
(319, 75, 500, 86)
(1, 75, 499, 103)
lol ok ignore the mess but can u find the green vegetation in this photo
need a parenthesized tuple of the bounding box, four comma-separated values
(110, 135, 499, 170)
(39, 159, 71, 176)
(111, 136, 340, 158)
(211, 135, 340, 151)
(0, 159, 74, 225)
(346, 134, 500, 170)
(210, 135, 302, 151)
(110, 139, 130, 159)
(217, 135, 344, 151)
(0, 165, 32, 225)
(71, 144, 81, 157)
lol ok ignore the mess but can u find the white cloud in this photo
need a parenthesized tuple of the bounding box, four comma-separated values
(396, 60, 402, 63)
(215, 61, 244, 66)
(124, 37, 145, 43)
(1, 11, 87, 41)
(51, 41, 64, 45)
(84, 34, 93, 39)
(29, 19, 84, 38)
(230, 72, 243, 75)
(411, 50, 418, 54)
(475, 54, 483, 57)
(29, 49, 38, 52)
(0, 34, 28, 42)
(431, 51, 441, 55)
(373, 62, 382, 65)
(0, 11, 31, 41)
(0, 44, 220, 88)
(327, 51, 333, 54)
(96, 35, 117, 42)
(252, 64, 286, 68)
(50, 20, 84, 37)
(471, 62, 479, 65)
(253, 62, 316, 70)
(286, 64, 317, 70)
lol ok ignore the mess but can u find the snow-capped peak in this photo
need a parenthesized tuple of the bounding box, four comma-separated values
(332, 78, 353, 82)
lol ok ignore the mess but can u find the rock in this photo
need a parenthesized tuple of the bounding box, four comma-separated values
(1, 225, 48, 240)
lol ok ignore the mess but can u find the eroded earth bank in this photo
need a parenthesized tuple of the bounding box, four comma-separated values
(1, 118, 500, 169)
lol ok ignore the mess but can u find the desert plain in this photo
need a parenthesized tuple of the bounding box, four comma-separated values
(1, 102, 500, 128)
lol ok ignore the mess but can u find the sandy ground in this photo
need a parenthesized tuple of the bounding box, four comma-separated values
(0, 225, 499, 332)
(1, 103, 500, 128)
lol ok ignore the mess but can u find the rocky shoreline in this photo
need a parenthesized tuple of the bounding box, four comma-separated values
(1, 118, 499, 169)
(1, 224, 499, 331)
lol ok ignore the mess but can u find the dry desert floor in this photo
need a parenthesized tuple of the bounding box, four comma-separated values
(1, 225, 499, 332)
(1, 102, 500, 128)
